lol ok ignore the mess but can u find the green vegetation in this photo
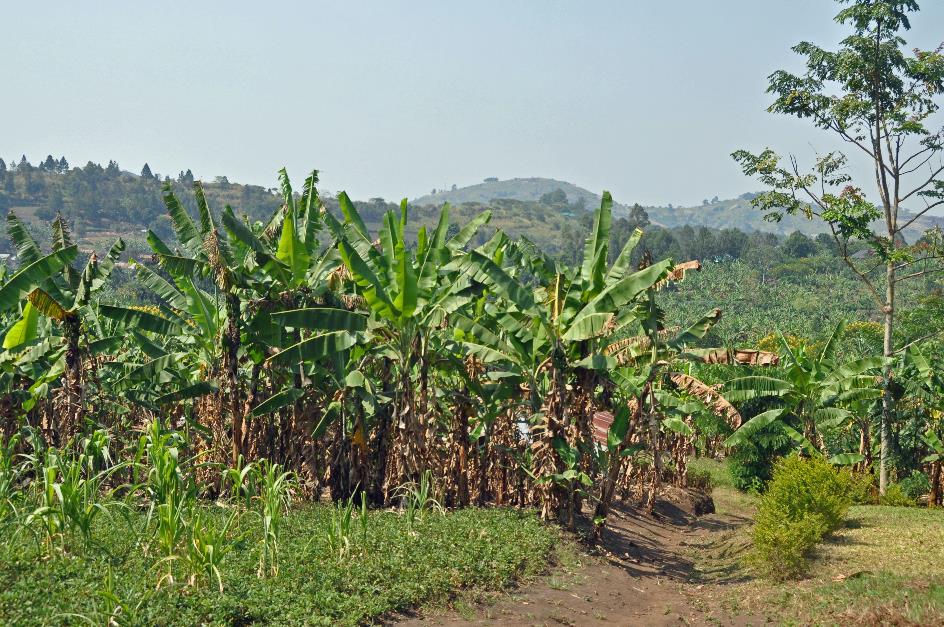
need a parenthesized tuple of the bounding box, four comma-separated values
(724, 505, 944, 625)
(0, 0, 941, 622)
(750, 455, 853, 580)
(734, 0, 944, 493)
(0, 501, 553, 625)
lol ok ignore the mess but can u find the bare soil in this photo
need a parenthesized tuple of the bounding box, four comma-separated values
(396, 489, 761, 626)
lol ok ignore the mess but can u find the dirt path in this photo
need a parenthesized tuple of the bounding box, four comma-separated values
(396, 493, 757, 626)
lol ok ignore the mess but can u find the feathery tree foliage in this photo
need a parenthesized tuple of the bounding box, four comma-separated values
(733, 0, 944, 492)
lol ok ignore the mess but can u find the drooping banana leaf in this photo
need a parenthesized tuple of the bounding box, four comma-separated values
(0, 245, 78, 312)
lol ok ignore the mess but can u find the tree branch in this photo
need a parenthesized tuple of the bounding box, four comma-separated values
(898, 164, 944, 204)
(895, 199, 944, 234)
(830, 224, 885, 308)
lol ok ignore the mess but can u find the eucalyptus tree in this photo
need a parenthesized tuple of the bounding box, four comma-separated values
(733, 0, 944, 491)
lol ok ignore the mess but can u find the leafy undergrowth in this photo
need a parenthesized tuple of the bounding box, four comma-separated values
(0, 504, 555, 626)
(687, 457, 735, 491)
(694, 489, 944, 625)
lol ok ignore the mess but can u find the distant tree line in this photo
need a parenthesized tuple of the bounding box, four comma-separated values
(0, 155, 281, 244)
(558, 203, 857, 269)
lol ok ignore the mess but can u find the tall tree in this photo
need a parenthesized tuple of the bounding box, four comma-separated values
(733, 0, 944, 492)
(628, 203, 650, 228)
(141, 163, 154, 179)
(57, 156, 69, 172)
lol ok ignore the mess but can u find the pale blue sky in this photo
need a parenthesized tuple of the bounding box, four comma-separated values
(3, 1, 943, 208)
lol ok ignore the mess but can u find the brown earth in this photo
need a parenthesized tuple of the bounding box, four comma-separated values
(394, 489, 760, 627)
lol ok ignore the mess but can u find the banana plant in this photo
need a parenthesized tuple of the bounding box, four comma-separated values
(324, 193, 490, 497)
(724, 322, 883, 458)
(450, 192, 679, 520)
(923, 430, 944, 508)
(0, 213, 123, 439)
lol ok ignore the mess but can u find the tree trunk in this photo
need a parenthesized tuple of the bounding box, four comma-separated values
(880, 260, 895, 494)
(591, 394, 644, 544)
(930, 461, 941, 508)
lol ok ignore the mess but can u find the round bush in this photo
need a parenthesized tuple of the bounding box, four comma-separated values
(751, 454, 852, 580)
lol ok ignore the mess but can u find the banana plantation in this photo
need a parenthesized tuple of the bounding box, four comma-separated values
(1, 170, 943, 624)
(0, 173, 727, 527)
(3, 170, 938, 531)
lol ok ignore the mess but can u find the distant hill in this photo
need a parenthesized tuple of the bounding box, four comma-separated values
(2, 158, 940, 261)
(0, 158, 282, 256)
(647, 195, 943, 241)
(413, 177, 631, 214)
(415, 178, 943, 241)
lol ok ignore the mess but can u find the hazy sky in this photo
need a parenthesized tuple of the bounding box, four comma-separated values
(3, 1, 943, 208)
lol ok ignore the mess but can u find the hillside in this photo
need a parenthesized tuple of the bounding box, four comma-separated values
(414, 178, 943, 241)
(2, 158, 941, 261)
(413, 177, 631, 214)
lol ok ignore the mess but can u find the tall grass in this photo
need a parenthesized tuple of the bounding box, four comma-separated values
(0, 434, 21, 520)
(255, 459, 293, 577)
(395, 470, 444, 531)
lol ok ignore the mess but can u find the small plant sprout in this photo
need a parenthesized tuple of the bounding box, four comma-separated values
(222, 454, 255, 510)
(326, 496, 355, 559)
(395, 470, 444, 531)
(184, 510, 242, 592)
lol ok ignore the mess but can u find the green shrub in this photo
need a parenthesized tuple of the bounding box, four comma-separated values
(898, 471, 930, 501)
(687, 468, 713, 492)
(842, 470, 877, 505)
(751, 511, 827, 579)
(750, 454, 852, 580)
(879, 482, 916, 507)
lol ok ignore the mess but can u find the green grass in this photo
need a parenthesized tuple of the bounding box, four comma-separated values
(701, 502, 944, 625)
(687, 457, 733, 490)
(0, 504, 556, 626)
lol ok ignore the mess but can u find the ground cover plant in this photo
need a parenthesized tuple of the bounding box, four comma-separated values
(0, 425, 556, 625)
(0, 501, 553, 625)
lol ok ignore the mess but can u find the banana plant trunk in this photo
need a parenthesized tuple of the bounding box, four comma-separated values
(224, 293, 243, 466)
(62, 314, 84, 442)
(858, 420, 872, 474)
(645, 389, 662, 514)
(385, 332, 426, 502)
(534, 357, 567, 521)
(930, 461, 942, 508)
(592, 391, 645, 545)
